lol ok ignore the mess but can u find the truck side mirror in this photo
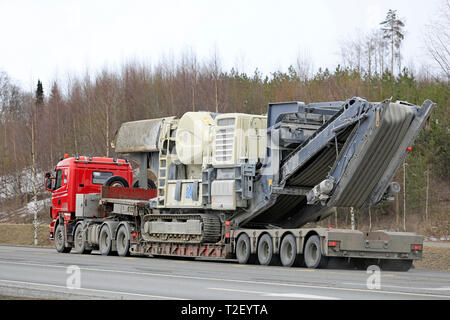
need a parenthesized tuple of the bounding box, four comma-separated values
(45, 173, 54, 191)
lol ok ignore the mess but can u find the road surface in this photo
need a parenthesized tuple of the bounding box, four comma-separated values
(0, 245, 449, 300)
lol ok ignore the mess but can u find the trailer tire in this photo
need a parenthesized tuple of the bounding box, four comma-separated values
(55, 223, 71, 253)
(257, 234, 277, 266)
(116, 225, 130, 257)
(104, 176, 129, 188)
(280, 234, 299, 267)
(304, 235, 328, 269)
(236, 233, 257, 264)
(73, 224, 91, 254)
(99, 225, 114, 256)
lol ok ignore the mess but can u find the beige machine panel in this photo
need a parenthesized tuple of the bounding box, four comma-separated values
(213, 114, 267, 167)
(211, 180, 236, 210)
(175, 112, 215, 165)
(165, 180, 203, 208)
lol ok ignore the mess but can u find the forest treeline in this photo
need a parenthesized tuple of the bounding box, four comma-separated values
(0, 8, 448, 235)
(0, 57, 448, 233)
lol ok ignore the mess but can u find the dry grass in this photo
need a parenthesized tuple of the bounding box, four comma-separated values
(0, 224, 52, 247)
(414, 246, 450, 272)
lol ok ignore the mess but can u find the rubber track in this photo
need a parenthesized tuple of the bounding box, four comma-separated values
(144, 214, 221, 243)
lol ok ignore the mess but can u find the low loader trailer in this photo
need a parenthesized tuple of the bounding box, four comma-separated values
(46, 97, 434, 271)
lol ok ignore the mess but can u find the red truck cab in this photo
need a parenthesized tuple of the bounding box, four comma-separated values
(45, 156, 133, 240)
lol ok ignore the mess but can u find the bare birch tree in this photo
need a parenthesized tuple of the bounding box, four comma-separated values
(423, 0, 450, 80)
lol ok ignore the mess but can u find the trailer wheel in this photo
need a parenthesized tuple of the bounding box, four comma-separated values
(73, 224, 91, 254)
(236, 233, 257, 264)
(304, 235, 328, 269)
(280, 234, 299, 267)
(258, 234, 279, 266)
(116, 225, 130, 257)
(55, 223, 71, 253)
(99, 225, 114, 256)
(104, 176, 129, 188)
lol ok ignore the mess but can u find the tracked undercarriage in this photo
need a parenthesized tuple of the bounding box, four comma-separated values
(141, 213, 222, 244)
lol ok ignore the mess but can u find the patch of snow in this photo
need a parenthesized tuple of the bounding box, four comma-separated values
(0, 167, 46, 200)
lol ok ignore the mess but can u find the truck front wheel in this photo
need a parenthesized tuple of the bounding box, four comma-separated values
(304, 235, 328, 269)
(55, 223, 72, 253)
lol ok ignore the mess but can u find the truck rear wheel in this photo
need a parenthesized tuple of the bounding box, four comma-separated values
(236, 233, 256, 264)
(116, 225, 130, 257)
(55, 223, 71, 253)
(74, 224, 91, 254)
(257, 234, 279, 266)
(280, 234, 299, 267)
(304, 235, 328, 269)
(99, 225, 114, 256)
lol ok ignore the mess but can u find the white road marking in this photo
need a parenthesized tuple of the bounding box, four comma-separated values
(343, 282, 450, 292)
(0, 279, 186, 300)
(0, 259, 449, 298)
(208, 287, 339, 299)
(265, 292, 339, 299)
(422, 287, 450, 291)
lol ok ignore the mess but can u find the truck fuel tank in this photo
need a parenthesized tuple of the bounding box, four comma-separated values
(75, 193, 102, 218)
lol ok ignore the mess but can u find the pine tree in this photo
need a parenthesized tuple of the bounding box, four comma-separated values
(35, 79, 44, 106)
(380, 9, 405, 76)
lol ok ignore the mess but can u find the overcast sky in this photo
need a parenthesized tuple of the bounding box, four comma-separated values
(0, 0, 442, 92)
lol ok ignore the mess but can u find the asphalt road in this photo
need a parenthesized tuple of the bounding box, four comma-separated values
(0, 245, 449, 300)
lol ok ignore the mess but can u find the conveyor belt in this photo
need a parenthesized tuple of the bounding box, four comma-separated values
(248, 101, 415, 228)
(286, 125, 355, 187)
(237, 98, 435, 229)
(329, 102, 414, 207)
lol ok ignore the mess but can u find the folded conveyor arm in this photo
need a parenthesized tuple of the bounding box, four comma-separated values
(233, 97, 436, 229)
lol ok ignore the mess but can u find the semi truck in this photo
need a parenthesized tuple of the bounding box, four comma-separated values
(45, 96, 435, 271)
